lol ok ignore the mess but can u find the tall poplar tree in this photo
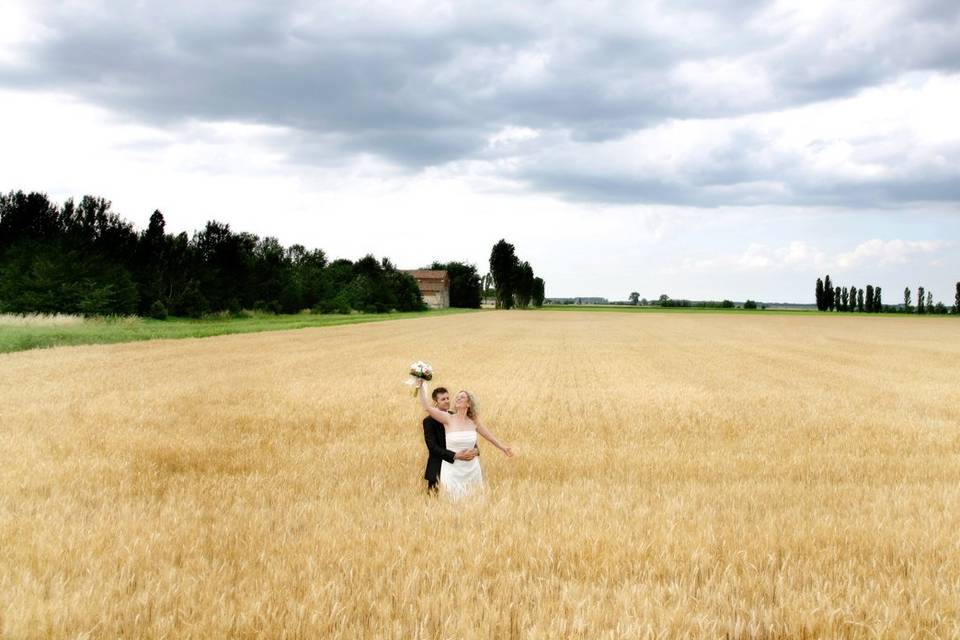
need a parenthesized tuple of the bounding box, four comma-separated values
(489, 239, 519, 309)
(816, 278, 825, 311)
(514, 261, 535, 309)
(532, 277, 545, 307)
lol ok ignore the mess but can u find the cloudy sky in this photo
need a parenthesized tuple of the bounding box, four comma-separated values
(1, 1, 958, 302)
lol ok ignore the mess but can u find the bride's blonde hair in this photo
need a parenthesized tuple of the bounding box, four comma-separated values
(458, 389, 479, 420)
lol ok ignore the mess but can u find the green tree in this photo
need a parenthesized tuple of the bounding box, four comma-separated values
(514, 261, 535, 309)
(857, 287, 864, 312)
(532, 277, 545, 307)
(865, 285, 874, 313)
(955, 282, 960, 315)
(430, 261, 481, 308)
(135, 210, 167, 314)
(0, 192, 140, 315)
(874, 286, 882, 312)
(489, 239, 519, 309)
(815, 278, 825, 311)
(285, 244, 328, 312)
(253, 236, 291, 312)
(0, 190, 62, 252)
(0, 240, 137, 315)
(917, 286, 925, 314)
(481, 273, 495, 302)
(904, 287, 911, 313)
(629, 291, 640, 305)
(825, 275, 834, 311)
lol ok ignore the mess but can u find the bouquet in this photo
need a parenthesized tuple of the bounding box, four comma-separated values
(405, 361, 433, 396)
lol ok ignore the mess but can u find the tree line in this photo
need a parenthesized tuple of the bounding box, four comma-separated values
(816, 275, 958, 314)
(488, 239, 545, 309)
(627, 293, 761, 309)
(0, 190, 479, 317)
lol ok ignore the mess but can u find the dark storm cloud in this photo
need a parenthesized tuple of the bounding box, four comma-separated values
(3, 0, 960, 206)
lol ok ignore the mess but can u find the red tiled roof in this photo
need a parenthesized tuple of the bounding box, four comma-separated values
(405, 269, 448, 283)
(403, 269, 449, 295)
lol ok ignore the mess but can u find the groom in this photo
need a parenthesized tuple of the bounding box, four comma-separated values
(423, 386, 478, 493)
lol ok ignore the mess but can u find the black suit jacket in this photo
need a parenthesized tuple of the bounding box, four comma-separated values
(422, 415, 456, 483)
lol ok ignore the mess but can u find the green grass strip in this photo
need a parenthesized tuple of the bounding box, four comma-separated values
(0, 308, 478, 355)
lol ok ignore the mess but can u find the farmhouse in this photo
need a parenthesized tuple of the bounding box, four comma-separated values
(403, 269, 450, 309)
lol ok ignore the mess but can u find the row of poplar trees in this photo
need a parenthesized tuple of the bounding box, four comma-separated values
(816, 275, 960, 314)
(488, 239, 545, 309)
(815, 275, 882, 312)
(901, 285, 959, 314)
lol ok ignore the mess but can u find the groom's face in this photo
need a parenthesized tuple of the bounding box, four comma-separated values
(435, 392, 450, 412)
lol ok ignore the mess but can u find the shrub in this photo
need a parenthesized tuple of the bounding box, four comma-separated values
(149, 300, 168, 320)
(313, 300, 337, 314)
(253, 300, 282, 314)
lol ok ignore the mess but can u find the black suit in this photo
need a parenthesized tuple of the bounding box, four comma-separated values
(423, 415, 456, 490)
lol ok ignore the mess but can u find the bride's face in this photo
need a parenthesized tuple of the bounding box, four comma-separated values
(454, 391, 469, 410)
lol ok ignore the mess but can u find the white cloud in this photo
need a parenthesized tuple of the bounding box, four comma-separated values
(664, 236, 955, 277)
(836, 239, 953, 268)
(663, 241, 828, 274)
(0, 1, 51, 64)
(508, 71, 960, 206)
(487, 126, 540, 149)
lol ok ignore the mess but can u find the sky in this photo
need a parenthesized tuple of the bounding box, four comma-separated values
(1, 0, 958, 303)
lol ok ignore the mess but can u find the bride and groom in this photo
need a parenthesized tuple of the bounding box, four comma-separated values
(416, 380, 513, 499)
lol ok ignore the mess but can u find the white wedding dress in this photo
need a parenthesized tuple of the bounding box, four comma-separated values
(440, 429, 483, 500)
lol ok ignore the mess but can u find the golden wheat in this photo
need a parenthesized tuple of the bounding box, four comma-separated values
(1, 311, 959, 639)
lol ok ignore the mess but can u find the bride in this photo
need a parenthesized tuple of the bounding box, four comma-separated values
(417, 381, 513, 499)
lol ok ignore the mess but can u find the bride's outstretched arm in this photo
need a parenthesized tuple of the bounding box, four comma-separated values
(417, 380, 451, 425)
(475, 419, 513, 457)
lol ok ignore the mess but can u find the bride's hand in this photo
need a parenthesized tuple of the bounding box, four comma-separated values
(502, 445, 514, 457)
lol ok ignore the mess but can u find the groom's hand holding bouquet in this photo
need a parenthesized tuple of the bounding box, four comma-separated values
(406, 360, 433, 396)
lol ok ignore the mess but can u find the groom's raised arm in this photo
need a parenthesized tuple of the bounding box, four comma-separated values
(422, 417, 457, 464)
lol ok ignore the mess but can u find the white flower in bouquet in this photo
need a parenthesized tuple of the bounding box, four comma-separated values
(405, 361, 433, 396)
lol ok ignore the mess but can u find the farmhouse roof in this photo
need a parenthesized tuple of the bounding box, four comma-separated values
(403, 269, 449, 294)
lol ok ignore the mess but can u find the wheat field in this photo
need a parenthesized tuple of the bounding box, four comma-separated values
(1, 311, 959, 639)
